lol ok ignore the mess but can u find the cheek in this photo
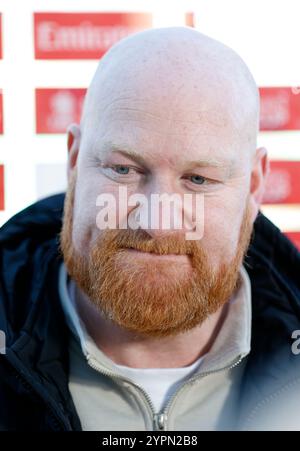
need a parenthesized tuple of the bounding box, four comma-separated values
(201, 197, 246, 266)
(71, 176, 107, 254)
(71, 173, 136, 254)
(72, 203, 95, 255)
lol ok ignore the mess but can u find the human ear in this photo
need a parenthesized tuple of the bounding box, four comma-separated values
(249, 146, 269, 219)
(67, 123, 81, 180)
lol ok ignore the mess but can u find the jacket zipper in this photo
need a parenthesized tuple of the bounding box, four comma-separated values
(159, 355, 244, 430)
(87, 353, 244, 431)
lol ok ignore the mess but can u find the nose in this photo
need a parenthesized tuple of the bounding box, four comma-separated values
(145, 194, 186, 240)
(127, 176, 199, 240)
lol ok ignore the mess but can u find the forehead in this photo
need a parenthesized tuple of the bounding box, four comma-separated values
(85, 92, 244, 168)
(82, 60, 259, 171)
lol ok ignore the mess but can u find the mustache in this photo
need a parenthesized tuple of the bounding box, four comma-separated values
(91, 228, 200, 256)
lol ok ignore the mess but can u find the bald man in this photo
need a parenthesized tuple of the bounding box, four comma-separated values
(0, 27, 300, 432)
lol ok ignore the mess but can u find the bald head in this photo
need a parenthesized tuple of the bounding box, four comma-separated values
(81, 26, 259, 157)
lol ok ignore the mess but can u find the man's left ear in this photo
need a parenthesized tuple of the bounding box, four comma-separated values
(249, 146, 269, 218)
(67, 123, 81, 180)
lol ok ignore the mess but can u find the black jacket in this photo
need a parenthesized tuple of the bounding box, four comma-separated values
(0, 193, 300, 431)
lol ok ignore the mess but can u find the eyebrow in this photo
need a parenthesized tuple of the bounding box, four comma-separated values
(182, 158, 232, 170)
(100, 141, 234, 171)
(112, 149, 150, 168)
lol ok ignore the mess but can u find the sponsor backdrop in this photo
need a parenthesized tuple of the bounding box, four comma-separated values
(0, 0, 299, 250)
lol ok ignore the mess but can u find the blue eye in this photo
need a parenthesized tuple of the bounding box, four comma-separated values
(189, 175, 206, 185)
(114, 165, 130, 175)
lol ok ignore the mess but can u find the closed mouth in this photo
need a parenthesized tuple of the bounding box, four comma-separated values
(125, 248, 190, 259)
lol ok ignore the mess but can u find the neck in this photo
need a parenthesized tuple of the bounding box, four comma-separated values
(73, 282, 229, 369)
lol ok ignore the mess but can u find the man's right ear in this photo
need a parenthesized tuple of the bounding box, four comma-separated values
(67, 123, 81, 179)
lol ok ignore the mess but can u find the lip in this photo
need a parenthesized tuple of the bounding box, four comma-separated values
(125, 248, 190, 262)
